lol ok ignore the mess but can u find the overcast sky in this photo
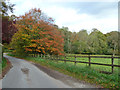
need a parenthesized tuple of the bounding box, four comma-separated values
(10, 0, 118, 34)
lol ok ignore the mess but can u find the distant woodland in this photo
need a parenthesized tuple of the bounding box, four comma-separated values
(1, 0, 119, 56)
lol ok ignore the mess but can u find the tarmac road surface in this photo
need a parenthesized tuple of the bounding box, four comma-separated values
(2, 54, 97, 88)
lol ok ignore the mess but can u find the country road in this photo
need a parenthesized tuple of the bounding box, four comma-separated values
(2, 54, 98, 88)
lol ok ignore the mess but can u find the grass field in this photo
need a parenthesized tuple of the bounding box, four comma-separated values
(7, 53, 120, 89)
(49, 54, 120, 74)
(66, 53, 119, 57)
(61, 55, 119, 74)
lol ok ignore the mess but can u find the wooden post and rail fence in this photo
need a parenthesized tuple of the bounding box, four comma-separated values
(29, 54, 120, 74)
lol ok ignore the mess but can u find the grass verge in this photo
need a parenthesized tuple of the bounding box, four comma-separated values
(0, 57, 8, 78)
(0, 57, 7, 74)
(2, 57, 7, 69)
(7, 53, 120, 89)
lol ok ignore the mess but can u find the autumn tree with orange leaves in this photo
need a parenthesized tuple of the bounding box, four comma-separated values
(10, 8, 64, 56)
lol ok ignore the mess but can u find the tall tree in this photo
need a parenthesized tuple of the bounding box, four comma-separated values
(11, 8, 64, 56)
(2, 16, 17, 44)
(1, 0, 15, 16)
(60, 27, 72, 53)
(105, 31, 119, 55)
(88, 28, 107, 54)
(1, 0, 17, 44)
(77, 29, 89, 54)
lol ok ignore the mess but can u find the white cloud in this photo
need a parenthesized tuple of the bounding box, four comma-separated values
(11, 0, 119, 2)
(10, 0, 118, 34)
(10, 0, 42, 16)
(42, 6, 117, 34)
(42, 6, 93, 26)
(68, 17, 118, 33)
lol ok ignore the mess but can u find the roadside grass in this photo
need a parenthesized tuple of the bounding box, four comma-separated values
(65, 57, 119, 73)
(0, 57, 7, 74)
(4, 49, 13, 53)
(7, 53, 120, 89)
(2, 57, 7, 69)
(0, 63, 1, 74)
(54, 54, 119, 74)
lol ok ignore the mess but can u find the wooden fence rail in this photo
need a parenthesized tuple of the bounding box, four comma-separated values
(29, 54, 120, 74)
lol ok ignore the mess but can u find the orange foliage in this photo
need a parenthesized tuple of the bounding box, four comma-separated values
(14, 8, 64, 55)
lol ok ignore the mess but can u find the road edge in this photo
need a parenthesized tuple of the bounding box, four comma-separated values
(0, 57, 13, 79)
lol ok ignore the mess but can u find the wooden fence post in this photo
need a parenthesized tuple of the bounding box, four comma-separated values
(56, 55, 58, 63)
(41, 54, 42, 58)
(55, 55, 56, 60)
(44, 54, 45, 59)
(64, 55, 66, 64)
(58, 55, 59, 60)
(48, 55, 50, 60)
(51, 55, 53, 60)
(53, 55, 54, 60)
(49, 55, 50, 60)
(89, 55, 91, 67)
(47, 55, 49, 59)
(111, 55, 114, 73)
(75, 56, 76, 65)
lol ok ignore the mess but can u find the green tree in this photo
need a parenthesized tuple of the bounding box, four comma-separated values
(77, 29, 89, 54)
(1, 0, 15, 16)
(60, 27, 72, 53)
(88, 28, 108, 54)
(11, 8, 64, 56)
(1, 0, 17, 44)
(71, 41, 80, 54)
(105, 31, 119, 55)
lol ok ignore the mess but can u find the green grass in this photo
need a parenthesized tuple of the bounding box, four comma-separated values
(7, 53, 120, 89)
(70, 57, 118, 73)
(54, 54, 120, 74)
(2, 57, 7, 69)
(4, 49, 14, 53)
(67, 53, 119, 57)
(0, 57, 7, 74)
(0, 63, 1, 74)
